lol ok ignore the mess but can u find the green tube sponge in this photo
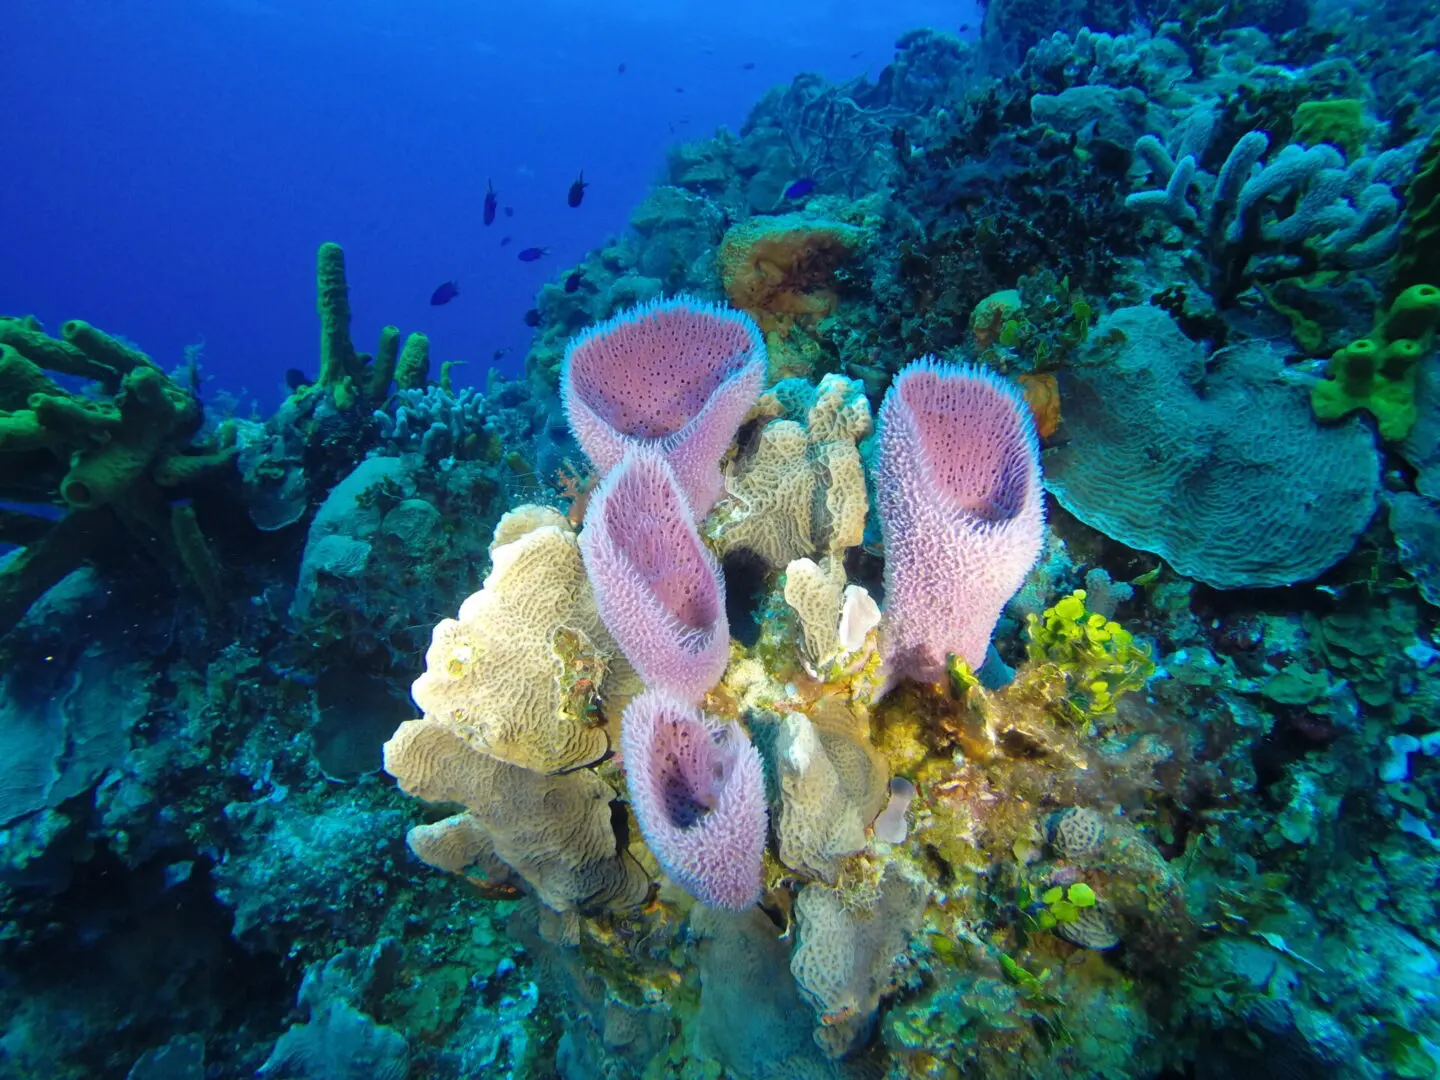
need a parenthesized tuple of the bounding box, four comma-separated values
(1312, 338, 1420, 441)
(61, 319, 157, 376)
(366, 324, 400, 399)
(316, 242, 357, 390)
(1390, 128, 1440, 304)
(60, 367, 198, 508)
(0, 316, 118, 387)
(1292, 98, 1368, 160)
(395, 332, 430, 390)
(1382, 283, 1440, 341)
(0, 343, 62, 410)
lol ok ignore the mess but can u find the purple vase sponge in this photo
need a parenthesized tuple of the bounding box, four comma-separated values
(876, 359, 1044, 683)
(621, 690, 767, 910)
(580, 446, 730, 702)
(562, 296, 765, 517)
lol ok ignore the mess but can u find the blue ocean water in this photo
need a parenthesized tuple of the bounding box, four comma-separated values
(1, 0, 972, 412)
(4, 0, 1440, 1078)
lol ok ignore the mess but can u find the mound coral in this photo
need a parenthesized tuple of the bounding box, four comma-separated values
(580, 448, 730, 703)
(561, 296, 765, 517)
(718, 213, 866, 339)
(619, 691, 767, 910)
(876, 359, 1044, 683)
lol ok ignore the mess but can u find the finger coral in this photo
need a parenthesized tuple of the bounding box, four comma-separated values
(561, 295, 765, 517)
(620, 691, 767, 910)
(876, 359, 1044, 683)
(579, 447, 730, 703)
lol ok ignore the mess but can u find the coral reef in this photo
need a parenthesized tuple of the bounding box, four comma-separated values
(12, 12, 1440, 1080)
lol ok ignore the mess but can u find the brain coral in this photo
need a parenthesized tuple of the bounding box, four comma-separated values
(561, 295, 765, 517)
(580, 447, 730, 703)
(1044, 306, 1381, 588)
(620, 691, 768, 910)
(876, 360, 1044, 682)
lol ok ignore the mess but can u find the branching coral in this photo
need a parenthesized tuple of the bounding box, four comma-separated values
(1126, 113, 1410, 305)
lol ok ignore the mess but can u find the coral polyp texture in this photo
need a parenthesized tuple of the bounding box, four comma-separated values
(619, 691, 767, 910)
(877, 358, 1044, 682)
(579, 447, 730, 702)
(561, 295, 765, 517)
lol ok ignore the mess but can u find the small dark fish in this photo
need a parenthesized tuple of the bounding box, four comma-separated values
(500, 236, 513, 247)
(518, 247, 549, 262)
(284, 368, 311, 391)
(564, 270, 583, 293)
(504, 206, 514, 217)
(483, 180, 497, 226)
(850, 50, 863, 59)
(959, 22, 970, 32)
(568, 170, 588, 208)
(431, 280, 460, 305)
(617, 62, 627, 74)
(741, 61, 756, 70)
(783, 177, 817, 199)
(674, 86, 685, 93)
(492, 348, 511, 360)
(678, 118, 691, 125)
(523, 308, 542, 327)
